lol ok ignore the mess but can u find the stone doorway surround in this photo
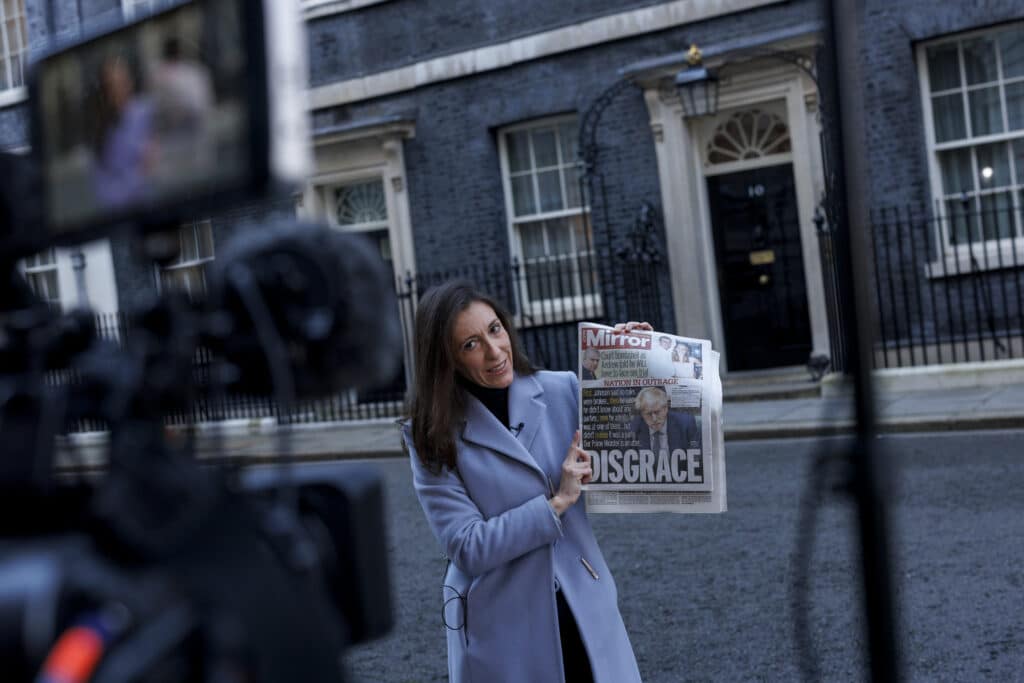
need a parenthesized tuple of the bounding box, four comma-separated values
(633, 33, 830, 374)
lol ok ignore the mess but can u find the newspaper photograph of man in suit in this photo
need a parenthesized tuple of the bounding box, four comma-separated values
(628, 386, 699, 454)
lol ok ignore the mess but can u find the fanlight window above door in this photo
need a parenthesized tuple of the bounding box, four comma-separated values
(706, 109, 791, 165)
(334, 179, 388, 226)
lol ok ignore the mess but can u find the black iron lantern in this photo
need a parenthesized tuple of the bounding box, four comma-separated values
(674, 44, 719, 118)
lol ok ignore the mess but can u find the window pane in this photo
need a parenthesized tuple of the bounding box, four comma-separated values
(1006, 81, 1024, 132)
(999, 28, 1024, 79)
(184, 269, 205, 297)
(44, 271, 59, 301)
(1014, 139, 1024, 181)
(932, 93, 966, 142)
(945, 199, 974, 245)
(197, 222, 214, 258)
(976, 142, 1011, 189)
(160, 269, 178, 291)
(519, 221, 546, 259)
(546, 218, 573, 256)
(531, 128, 558, 168)
(939, 148, 974, 195)
(569, 216, 597, 295)
(968, 86, 1003, 136)
(537, 169, 563, 213)
(27, 270, 59, 304)
(558, 121, 578, 164)
(179, 226, 198, 262)
(11, 52, 22, 88)
(24, 271, 39, 295)
(18, 8, 27, 49)
(511, 174, 535, 216)
(963, 37, 998, 85)
(0, 57, 8, 91)
(927, 43, 961, 91)
(506, 131, 531, 173)
(163, 266, 206, 299)
(31, 271, 48, 300)
(979, 191, 1014, 240)
(524, 259, 561, 302)
(2, 14, 17, 66)
(563, 166, 581, 208)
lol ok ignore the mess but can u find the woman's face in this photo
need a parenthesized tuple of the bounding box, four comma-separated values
(101, 60, 133, 110)
(451, 301, 514, 389)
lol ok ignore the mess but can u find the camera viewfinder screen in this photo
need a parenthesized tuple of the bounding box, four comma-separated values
(37, 0, 250, 233)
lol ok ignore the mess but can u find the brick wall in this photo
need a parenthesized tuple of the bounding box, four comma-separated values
(860, 0, 1024, 210)
(309, 0, 816, 334)
(858, 1, 1024, 351)
(307, 0, 670, 86)
(8, 0, 1024, 361)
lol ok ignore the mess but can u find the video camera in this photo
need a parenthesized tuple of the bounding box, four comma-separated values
(0, 1, 400, 681)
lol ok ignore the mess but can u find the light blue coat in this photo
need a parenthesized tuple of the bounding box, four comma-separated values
(406, 370, 642, 683)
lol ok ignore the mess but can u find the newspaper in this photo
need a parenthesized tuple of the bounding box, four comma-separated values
(578, 323, 726, 513)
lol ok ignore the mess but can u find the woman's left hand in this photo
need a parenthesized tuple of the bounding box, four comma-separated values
(612, 321, 653, 333)
(549, 431, 592, 516)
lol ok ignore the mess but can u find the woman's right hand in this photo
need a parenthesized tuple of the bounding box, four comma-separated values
(612, 321, 653, 333)
(549, 430, 592, 516)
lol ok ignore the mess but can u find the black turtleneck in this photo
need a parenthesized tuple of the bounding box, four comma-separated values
(460, 376, 511, 430)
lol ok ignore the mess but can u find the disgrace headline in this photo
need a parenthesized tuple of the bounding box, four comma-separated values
(588, 448, 704, 484)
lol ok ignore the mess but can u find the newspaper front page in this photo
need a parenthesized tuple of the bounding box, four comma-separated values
(578, 323, 726, 513)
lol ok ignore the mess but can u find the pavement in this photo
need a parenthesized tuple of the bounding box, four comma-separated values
(58, 365, 1024, 466)
(722, 380, 1024, 439)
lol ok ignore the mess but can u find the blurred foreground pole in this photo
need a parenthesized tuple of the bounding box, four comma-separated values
(822, 0, 901, 680)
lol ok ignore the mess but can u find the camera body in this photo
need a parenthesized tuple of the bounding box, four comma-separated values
(0, 2, 399, 680)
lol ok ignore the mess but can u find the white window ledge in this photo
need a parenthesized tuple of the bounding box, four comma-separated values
(925, 241, 1024, 279)
(0, 86, 27, 109)
(302, 0, 391, 20)
(516, 294, 604, 328)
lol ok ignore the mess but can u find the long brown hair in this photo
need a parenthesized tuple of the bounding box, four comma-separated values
(406, 280, 534, 472)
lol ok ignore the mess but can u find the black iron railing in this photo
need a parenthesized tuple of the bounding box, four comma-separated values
(64, 250, 663, 432)
(819, 201, 1024, 369)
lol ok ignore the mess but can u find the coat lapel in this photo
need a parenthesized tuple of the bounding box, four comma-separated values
(460, 373, 547, 480)
(509, 373, 545, 454)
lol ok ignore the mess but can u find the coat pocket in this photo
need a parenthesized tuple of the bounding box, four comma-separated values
(443, 560, 478, 645)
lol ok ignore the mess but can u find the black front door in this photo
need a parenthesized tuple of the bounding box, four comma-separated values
(706, 164, 811, 371)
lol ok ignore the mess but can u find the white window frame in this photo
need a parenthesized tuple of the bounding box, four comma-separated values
(918, 21, 1024, 277)
(497, 114, 599, 324)
(0, 0, 27, 105)
(301, 0, 392, 21)
(121, 0, 159, 20)
(20, 248, 61, 310)
(319, 174, 394, 264)
(158, 219, 215, 300)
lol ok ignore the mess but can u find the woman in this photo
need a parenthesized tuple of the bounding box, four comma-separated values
(672, 341, 696, 379)
(404, 281, 643, 683)
(91, 55, 157, 208)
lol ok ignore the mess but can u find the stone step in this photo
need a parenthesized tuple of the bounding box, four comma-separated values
(721, 365, 821, 402)
(723, 379, 821, 402)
